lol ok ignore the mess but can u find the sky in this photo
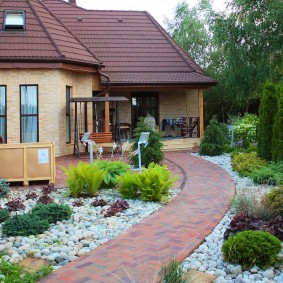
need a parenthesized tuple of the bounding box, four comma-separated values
(76, 0, 230, 27)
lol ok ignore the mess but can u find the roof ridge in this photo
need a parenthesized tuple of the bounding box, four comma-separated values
(41, 0, 104, 65)
(27, 0, 63, 58)
(144, 11, 205, 75)
(43, 0, 88, 12)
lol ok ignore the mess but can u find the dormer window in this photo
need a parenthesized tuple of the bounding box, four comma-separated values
(4, 10, 26, 30)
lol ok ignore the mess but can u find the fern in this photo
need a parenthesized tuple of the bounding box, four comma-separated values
(117, 171, 139, 199)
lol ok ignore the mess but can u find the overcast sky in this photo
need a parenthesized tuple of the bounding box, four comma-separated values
(76, 0, 230, 27)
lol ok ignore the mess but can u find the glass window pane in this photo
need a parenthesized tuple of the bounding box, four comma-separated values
(0, 117, 6, 142)
(21, 86, 38, 115)
(6, 13, 24, 26)
(0, 87, 5, 115)
(21, 117, 37, 143)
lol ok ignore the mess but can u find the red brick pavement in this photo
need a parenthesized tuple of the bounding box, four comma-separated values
(39, 151, 235, 283)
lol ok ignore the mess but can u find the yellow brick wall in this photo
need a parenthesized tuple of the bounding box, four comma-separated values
(0, 69, 95, 157)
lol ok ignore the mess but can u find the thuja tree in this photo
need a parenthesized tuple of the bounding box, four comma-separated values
(130, 118, 164, 167)
(272, 84, 283, 162)
(257, 82, 278, 161)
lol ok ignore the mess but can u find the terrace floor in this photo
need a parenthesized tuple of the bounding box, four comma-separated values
(37, 151, 235, 283)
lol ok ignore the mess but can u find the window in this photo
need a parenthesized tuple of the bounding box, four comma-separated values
(20, 85, 38, 143)
(4, 10, 26, 30)
(66, 86, 71, 143)
(0, 86, 7, 143)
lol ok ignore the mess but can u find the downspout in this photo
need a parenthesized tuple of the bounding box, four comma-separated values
(97, 68, 111, 132)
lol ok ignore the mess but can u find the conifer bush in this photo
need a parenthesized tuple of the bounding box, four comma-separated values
(222, 230, 281, 269)
(257, 82, 278, 161)
(199, 118, 227, 156)
(261, 186, 283, 217)
(0, 208, 9, 223)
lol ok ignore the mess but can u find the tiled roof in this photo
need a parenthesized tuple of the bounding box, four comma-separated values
(0, 0, 102, 66)
(43, 0, 217, 86)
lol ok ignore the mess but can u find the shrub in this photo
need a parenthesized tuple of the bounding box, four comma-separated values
(261, 186, 283, 217)
(3, 213, 49, 236)
(0, 178, 10, 198)
(117, 171, 140, 199)
(102, 199, 130, 217)
(232, 114, 258, 149)
(222, 230, 281, 269)
(130, 118, 164, 167)
(0, 256, 53, 283)
(257, 82, 278, 161)
(32, 203, 72, 224)
(199, 118, 228, 156)
(37, 195, 54, 204)
(5, 198, 25, 212)
(160, 258, 190, 283)
(62, 162, 106, 197)
(91, 199, 108, 207)
(0, 208, 9, 223)
(93, 160, 130, 188)
(232, 152, 266, 177)
(25, 191, 38, 200)
(136, 163, 178, 202)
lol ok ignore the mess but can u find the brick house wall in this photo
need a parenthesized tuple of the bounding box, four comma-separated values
(0, 69, 96, 157)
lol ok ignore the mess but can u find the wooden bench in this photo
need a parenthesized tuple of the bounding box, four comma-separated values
(80, 132, 113, 143)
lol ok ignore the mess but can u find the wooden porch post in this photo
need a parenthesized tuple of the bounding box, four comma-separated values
(105, 92, 110, 132)
(199, 89, 204, 137)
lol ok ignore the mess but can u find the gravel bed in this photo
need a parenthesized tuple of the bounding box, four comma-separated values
(0, 187, 180, 269)
(182, 153, 283, 283)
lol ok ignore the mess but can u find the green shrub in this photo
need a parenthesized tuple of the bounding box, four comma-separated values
(117, 171, 139, 199)
(199, 118, 228, 156)
(257, 82, 278, 161)
(0, 208, 9, 223)
(62, 161, 106, 197)
(136, 163, 178, 202)
(0, 178, 10, 198)
(130, 118, 164, 167)
(3, 213, 49, 236)
(251, 166, 283, 185)
(232, 152, 266, 177)
(32, 203, 72, 224)
(0, 256, 53, 283)
(160, 258, 190, 283)
(232, 114, 258, 148)
(222, 230, 281, 269)
(93, 160, 130, 188)
(261, 186, 283, 217)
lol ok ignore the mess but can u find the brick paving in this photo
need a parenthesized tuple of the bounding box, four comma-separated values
(39, 151, 235, 283)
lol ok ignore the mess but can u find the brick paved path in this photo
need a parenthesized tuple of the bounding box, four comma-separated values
(40, 151, 235, 283)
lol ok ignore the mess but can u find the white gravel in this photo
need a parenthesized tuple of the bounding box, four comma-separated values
(182, 153, 283, 283)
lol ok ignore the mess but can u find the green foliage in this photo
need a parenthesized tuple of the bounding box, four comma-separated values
(32, 203, 72, 224)
(272, 84, 283, 162)
(232, 152, 266, 177)
(251, 163, 283, 186)
(160, 258, 190, 283)
(222, 230, 282, 269)
(231, 114, 258, 148)
(130, 118, 164, 168)
(62, 161, 106, 197)
(0, 208, 9, 223)
(0, 256, 53, 283)
(257, 82, 278, 161)
(136, 163, 178, 202)
(261, 186, 283, 217)
(117, 171, 139, 199)
(93, 160, 130, 189)
(0, 178, 10, 198)
(199, 118, 228, 156)
(3, 213, 49, 237)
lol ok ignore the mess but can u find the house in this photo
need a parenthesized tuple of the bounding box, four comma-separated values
(0, 0, 216, 157)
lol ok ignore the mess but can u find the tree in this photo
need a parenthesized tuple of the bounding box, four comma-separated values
(272, 84, 283, 162)
(257, 82, 278, 161)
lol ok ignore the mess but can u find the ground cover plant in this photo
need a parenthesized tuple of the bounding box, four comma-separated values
(0, 208, 9, 223)
(0, 178, 10, 198)
(62, 161, 106, 197)
(222, 230, 282, 269)
(0, 256, 53, 283)
(251, 162, 283, 185)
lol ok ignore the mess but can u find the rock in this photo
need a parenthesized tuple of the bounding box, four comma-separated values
(230, 265, 242, 275)
(263, 269, 274, 279)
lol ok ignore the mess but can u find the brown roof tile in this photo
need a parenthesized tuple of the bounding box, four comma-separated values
(0, 0, 102, 66)
(43, 0, 216, 86)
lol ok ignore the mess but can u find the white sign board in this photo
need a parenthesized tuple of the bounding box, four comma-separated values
(38, 148, 49, 164)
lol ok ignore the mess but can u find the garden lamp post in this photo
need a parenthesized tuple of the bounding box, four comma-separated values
(138, 132, 150, 171)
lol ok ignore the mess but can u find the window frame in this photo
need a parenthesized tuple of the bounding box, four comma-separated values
(0, 85, 7, 143)
(20, 85, 39, 143)
(66, 86, 72, 144)
(3, 10, 26, 31)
